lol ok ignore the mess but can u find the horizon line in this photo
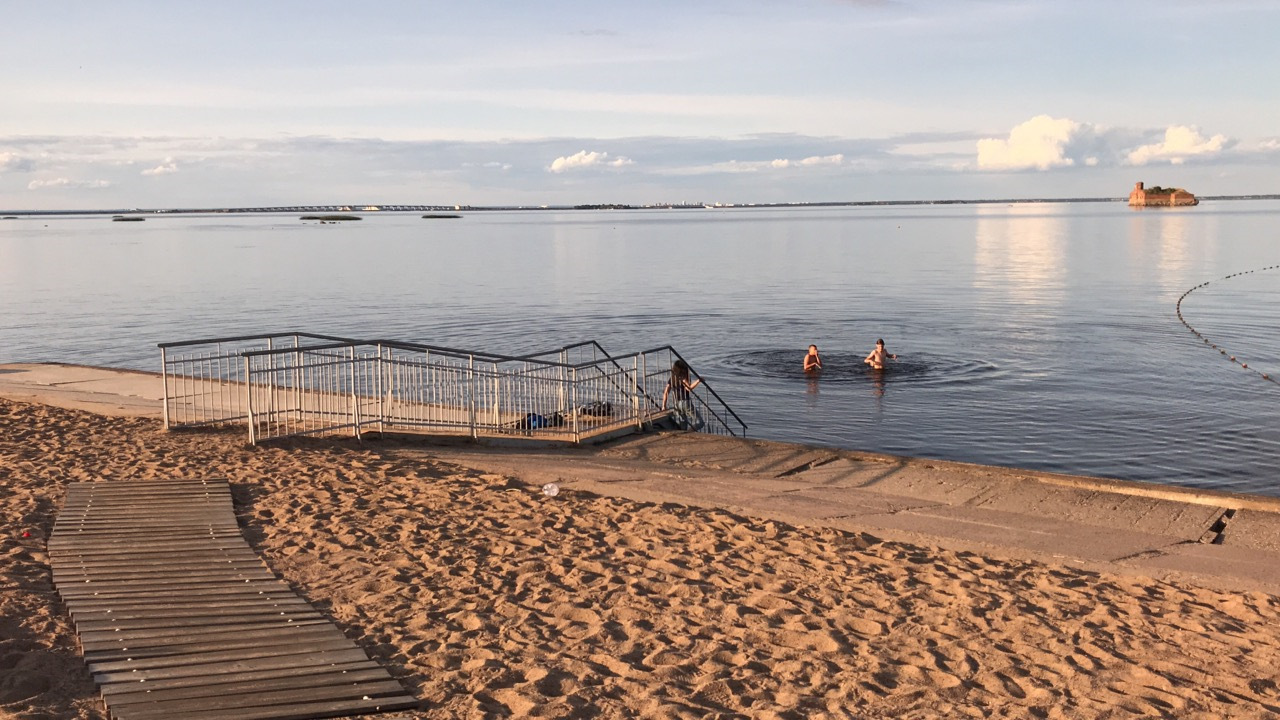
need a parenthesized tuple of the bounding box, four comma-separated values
(4, 194, 1280, 216)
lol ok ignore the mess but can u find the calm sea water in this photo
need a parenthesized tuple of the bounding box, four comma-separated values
(2, 203, 1278, 494)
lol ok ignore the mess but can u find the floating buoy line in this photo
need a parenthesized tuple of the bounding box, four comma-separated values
(1176, 264, 1280, 386)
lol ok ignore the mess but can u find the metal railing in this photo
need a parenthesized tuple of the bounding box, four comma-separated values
(160, 333, 747, 445)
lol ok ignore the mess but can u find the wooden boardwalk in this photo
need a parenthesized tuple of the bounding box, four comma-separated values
(49, 478, 418, 720)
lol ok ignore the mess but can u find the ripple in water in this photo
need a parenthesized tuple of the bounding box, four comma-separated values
(716, 349, 1001, 387)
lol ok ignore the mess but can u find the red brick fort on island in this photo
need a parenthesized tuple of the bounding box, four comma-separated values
(1129, 181, 1198, 207)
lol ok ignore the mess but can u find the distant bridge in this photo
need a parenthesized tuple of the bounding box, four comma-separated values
(189, 205, 468, 214)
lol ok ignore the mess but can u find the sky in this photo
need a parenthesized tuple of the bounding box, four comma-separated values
(1, 0, 1277, 210)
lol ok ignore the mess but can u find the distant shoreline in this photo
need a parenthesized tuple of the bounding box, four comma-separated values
(3, 194, 1279, 217)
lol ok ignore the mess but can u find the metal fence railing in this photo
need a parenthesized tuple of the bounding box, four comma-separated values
(159, 333, 747, 445)
(157, 332, 355, 431)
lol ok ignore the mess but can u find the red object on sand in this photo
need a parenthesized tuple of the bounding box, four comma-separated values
(21, 530, 31, 538)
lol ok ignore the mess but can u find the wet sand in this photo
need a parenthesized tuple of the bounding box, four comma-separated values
(5, 392, 1280, 718)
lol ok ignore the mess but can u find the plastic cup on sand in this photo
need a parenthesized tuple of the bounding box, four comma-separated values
(542, 483, 560, 497)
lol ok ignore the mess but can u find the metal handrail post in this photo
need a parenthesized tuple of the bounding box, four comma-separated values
(632, 356, 641, 430)
(492, 363, 500, 428)
(571, 367, 579, 442)
(349, 345, 361, 440)
(160, 347, 170, 430)
(293, 349, 302, 430)
(639, 352, 648, 425)
(292, 334, 302, 437)
(558, 350, 567, 412)
(377, 343, 386, 434)
(468, 354, 477, 439)
(267, 336, 276, 416)
(245, 356, 256, 445)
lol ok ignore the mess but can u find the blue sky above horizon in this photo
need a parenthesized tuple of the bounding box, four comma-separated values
(2, 0, 1277, 210)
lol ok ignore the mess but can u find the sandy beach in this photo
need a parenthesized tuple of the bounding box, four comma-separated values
(5, 392, 1280, 718)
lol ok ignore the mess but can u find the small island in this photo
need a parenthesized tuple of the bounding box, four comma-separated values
(300, 215, 361, 221)
(1129, 182, 1198, 207)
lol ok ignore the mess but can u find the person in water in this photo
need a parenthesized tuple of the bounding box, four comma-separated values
(864, 339, 897, 370)
(803, 344, 823, 373)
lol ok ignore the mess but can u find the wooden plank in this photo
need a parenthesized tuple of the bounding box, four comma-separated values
(64, 587, 301, 607)
(75, 608, 321, 631)
(55, 504, 234, 515)
(66, 481, 227, 491)
(72, 608, 314, 629)
(61, 579, 293, 602)
(93, 647, 376, 684)
(52, 526, 239, 535)
(99, 660, 383, 696)
(53, 556, 267, 571)
(49, 534, 246, 550)
(56, 571, 278, 588)
(58, 577, 291, 599)
(49, 526, 242, 539)
(88, 637, 359, 674)
(63, 486, 230, 496)
(80, 619, 339, 650)
(58, 503, 233, 513)
(58, 496, 232, 506)
(59, 502, 232, 512)
(107, 680, 410, 718)
(59, 566, 277, 582)
(83, 626, 350, 660)
(53, 552, 264, 571)
(52, 520, 239, 531)
(52, 553, 262, 569)
(49, 541, 252, 558)
(80, 616, 336, 646)
(57, 497, 231, 508)
(67, 596, 310, 616)
(117, 693, 420, 720)
(54, 563, 273, 583)
(60, 501, 232, 512)
(56, 571, 276, 588)
(103, 666, 393, 705)
(59, 577, 286, 597)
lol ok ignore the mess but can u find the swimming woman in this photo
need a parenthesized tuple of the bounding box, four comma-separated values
(803, 345, 823, 373)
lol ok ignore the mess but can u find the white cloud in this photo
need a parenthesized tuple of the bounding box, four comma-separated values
(0, 152, 33, 172)
(548, 150, 633, 173)
(770, 154, 847, 169)
(657, 160, 770, 176)
(141, 157, 179, 175)
(27, 178, 112, 190)
(1127, 126, 1228, 166)
(976, 115, 1081, 170)
(799, 153, 844, 166)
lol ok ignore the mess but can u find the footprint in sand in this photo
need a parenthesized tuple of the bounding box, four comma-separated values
(534, 671, 580, 697)
(774, 629, 842, 653)
(994, 671, 1028, 699)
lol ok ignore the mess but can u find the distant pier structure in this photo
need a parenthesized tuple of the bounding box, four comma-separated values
(1129, 182, 1198, 207)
